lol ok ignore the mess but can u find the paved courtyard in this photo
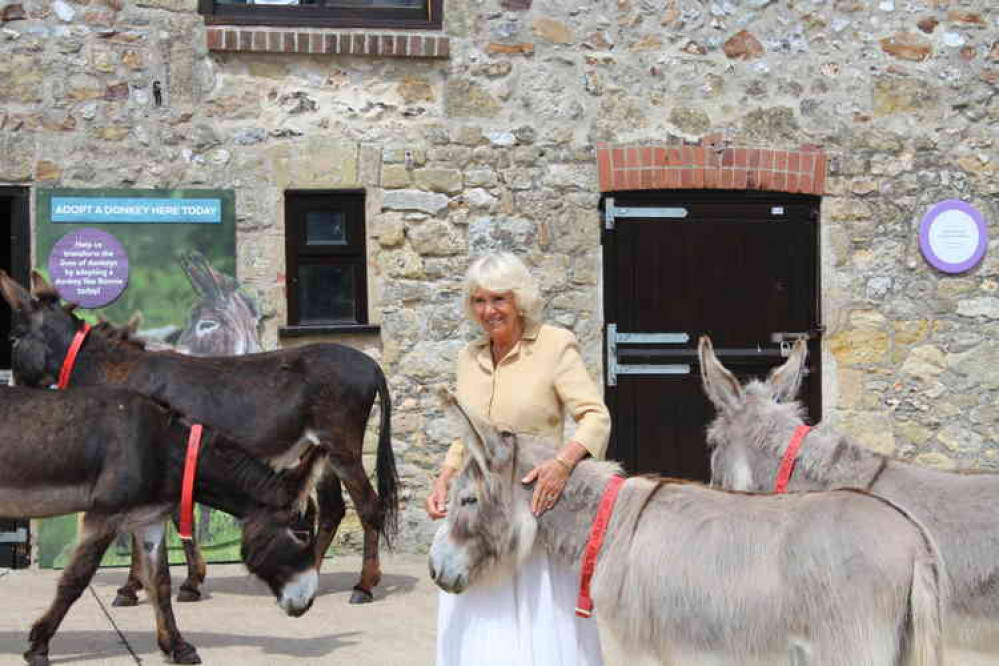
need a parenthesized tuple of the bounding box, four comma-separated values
(0, 553, 994, 665)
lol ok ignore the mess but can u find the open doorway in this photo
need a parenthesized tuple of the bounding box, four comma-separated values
(0, 186, 30, 568)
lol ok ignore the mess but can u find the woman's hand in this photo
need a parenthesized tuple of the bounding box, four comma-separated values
(425, 467, 458, 520)
(522, 442, 589, 516)
(522, 458, 572, 516)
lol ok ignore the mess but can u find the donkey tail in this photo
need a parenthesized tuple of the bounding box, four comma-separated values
(844, 489, 947, 666)
(374, 365, 399, 547)
(895, 502, 947, 666)
(861, 492, 947, 666)
(908, 551, 946, 666)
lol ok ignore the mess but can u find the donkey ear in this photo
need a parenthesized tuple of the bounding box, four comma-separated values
(768, 339, 808, 403)
(30, 270, 60, 301)
(437, 388, 515, 472)
(0, 270, 32, 312)
(438, 388, 491, 472)
(280, 447, 325, 504)
(126, 311, 143, 335)
(698, 336, 743, 411)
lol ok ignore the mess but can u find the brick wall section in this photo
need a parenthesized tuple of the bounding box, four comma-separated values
(597, 135, 827, 195)
(206, 27, 450, 58)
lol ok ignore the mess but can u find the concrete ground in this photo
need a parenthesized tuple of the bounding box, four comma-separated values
(0, 553, 994, 666)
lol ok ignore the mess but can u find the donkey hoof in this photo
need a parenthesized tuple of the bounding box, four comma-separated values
(176, 587, 202, 603)
(172, 643, 201, 665)
(349, 585, 374, 604)
(112, 593, 139, 607)
(23, 651, 49, 666)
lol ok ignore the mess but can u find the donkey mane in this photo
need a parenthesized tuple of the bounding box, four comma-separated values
(705, 378, 891, 489)
(780, 424, 887, 489)
(194, 428, 300, 512)
(93, 319, 149, 349)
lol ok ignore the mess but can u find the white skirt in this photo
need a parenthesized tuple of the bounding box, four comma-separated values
(436, 545, 604, 666)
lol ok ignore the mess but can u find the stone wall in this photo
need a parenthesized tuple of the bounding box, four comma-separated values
(1, 0, 996, 552)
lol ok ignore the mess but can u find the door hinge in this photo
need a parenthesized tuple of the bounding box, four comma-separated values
(603, 197, 689, 231)
(606, 323, 691, 386)
(0, 528, 27, 544)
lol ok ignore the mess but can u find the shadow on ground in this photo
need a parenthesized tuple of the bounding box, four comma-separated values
(0, 628, 363, 662)
(87, 569, 420, 601)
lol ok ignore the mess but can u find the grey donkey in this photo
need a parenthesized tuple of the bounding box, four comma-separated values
(429, 392, 947, 666)
(700, 334, 999, 651)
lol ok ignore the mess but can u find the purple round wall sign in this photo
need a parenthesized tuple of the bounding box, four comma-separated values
(919, 200, 988, 274)
(48, 228, 130, 308)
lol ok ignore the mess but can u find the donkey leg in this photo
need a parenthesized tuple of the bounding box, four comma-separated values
(331, 459, 384, 604)
(112, 534, 143, 607)
(314, 465, 347, 573)
(24, 514, 117, 666)
(135, 522, 200, 665)
(172, 514, 207, 603)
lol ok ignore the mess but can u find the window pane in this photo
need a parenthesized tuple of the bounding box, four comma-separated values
(306, 211, 346, 245)
(298, 264, 355, 322)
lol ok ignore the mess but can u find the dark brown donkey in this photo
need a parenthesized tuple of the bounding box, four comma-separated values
(1, 270, 398, 605)
(134, 251, 267, 604)
(0, 385, 320, 666)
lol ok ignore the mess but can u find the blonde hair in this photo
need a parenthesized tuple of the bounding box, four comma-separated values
(463, 252, 543, 327)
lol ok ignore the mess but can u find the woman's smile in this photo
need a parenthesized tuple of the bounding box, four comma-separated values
(471, 289, 521, 345)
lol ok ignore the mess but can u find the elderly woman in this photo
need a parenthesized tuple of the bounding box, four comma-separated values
(425, 251, 611, 666)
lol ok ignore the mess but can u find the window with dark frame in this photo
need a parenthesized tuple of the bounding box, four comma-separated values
(285, 191, 368, 327)
(198, 0, 442, 29)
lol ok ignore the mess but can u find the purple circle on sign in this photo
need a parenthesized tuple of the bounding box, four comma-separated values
(919, 199, 988, 274)
(48, 228, 130, 308)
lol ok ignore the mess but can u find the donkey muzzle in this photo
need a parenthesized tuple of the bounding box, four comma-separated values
(279, 568, 318, 617)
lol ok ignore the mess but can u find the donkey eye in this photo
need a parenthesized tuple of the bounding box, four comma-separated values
(196, 319, 220, 334)
(460, 496, 478, 507)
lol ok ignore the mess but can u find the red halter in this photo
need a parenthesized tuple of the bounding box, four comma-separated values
(178, 424, 204, 541)
(576, 475, 626, 618)
(57, 323, 91, 390)
(56, 321, 204, 540)
(774, 425, 812, 494)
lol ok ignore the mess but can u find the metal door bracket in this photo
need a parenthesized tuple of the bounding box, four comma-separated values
(0, 528, 27, 544)
(604, 197, 689, 230)
(607, 323, 690, 386)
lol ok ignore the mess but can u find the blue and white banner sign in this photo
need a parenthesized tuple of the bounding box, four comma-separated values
(51, 197, 222, 224)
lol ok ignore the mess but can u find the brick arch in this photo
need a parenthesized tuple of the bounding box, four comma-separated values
(596, 135, 827, 195)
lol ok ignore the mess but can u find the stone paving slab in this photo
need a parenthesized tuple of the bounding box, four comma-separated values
(1, 553, 995, 666)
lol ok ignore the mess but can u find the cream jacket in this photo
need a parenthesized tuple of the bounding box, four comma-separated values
(443, 322, 611, 470)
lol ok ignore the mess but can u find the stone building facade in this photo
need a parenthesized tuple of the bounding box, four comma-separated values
(0, 0, 997, 552)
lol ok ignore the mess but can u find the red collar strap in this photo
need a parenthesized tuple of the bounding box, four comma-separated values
(178, 424, 205, 541)
(576, 475, 626, 619)
(57, 322, 91, 390)
(774, 425, 812, 494)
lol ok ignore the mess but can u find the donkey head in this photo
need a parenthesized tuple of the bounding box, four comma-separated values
(429, 392, 539, 594)
(183, 431, 320, 617)
(230, 448, 319, 617)
(176, 252, 262, 357)
(241, 507, 317, 617)
(698, 336, 808, 491)
(0, 270, 83, 388)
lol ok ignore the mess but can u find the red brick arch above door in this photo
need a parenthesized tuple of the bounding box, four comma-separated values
(597, 136, 827, 195)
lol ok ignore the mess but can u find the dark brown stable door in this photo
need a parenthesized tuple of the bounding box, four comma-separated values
(602, 191, 822, 481)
